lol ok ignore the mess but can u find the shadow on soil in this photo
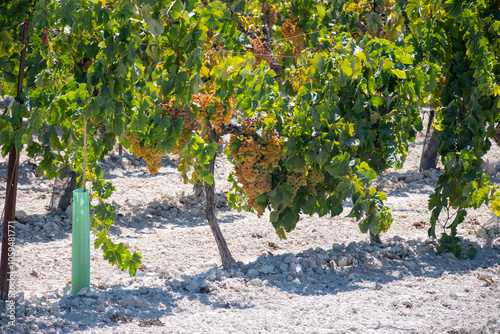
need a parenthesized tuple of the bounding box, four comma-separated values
(2, 192, 243, 246)
(7, 237, 499, 333)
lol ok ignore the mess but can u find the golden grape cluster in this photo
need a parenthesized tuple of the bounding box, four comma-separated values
(230, 119, 283, 216)
(124, 132, 164, 175)
(282, 19, 306, 57)
(160, 100, 195, 154)
(193, 93, 234, 134)
(248, 37, 273, 65)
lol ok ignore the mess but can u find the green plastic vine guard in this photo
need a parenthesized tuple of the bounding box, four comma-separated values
(72, 121, 90, 294)
(71, 189, 90, 294)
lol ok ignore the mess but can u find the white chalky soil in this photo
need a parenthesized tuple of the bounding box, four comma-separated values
(0, 127, 500, 334)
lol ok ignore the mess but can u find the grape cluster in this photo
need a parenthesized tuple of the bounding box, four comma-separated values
(286, 166, 325, 199)
(262, 4, 278, 27)
(124, 132, 164, 175)
(248, 37, 273, 65)
(160, 100, 195, 154)
(76, 57, 93, 74)
(229, 120, 283, 216)
(306, 169, 325, 195)
(286, 166, 308, 196)
(282, 19, 306, 57)
(193, 93, 234, 134)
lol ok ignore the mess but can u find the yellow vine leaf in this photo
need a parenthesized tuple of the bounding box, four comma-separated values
(491, 199, 500, 216)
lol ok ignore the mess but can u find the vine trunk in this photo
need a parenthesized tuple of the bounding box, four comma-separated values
(204, 129, 237, 270)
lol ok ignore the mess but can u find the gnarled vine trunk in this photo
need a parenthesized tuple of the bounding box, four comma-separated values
(204, 128, 237, 270)
(420, 109, 439, 172)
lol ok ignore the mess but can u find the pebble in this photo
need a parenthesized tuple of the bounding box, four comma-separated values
(71, 298, 82, 307)
(338, 256, 350, 267)
(85, 290, 100, 299)
(405, 261, 417, 270)
(120, 157, 131, 168)
(249, 278, 264, 287)
(289, 263, 302, 275)
(247, 268, 259, 277)
(329, 260, 338, 271)
(65, 205, 73, 219)
(483, 159, 497, 176)
(279, 263, 289, 273)
(158, 268, 172, 279)
(442, 252, 457, 260)
(28, 324, 40, 332)
(185, 281, 199, 292)
(15, 210, 27, 220)
(169, 279, 183, 289)
(148, 201, 161, 209)
(258, 265, 275, 274)
(14, 220, 30, 231)
(331, 243, 344, 251)
(284, 255, 299, 264)
(347, 241, 357, 250)
(119, 296, 150, 308)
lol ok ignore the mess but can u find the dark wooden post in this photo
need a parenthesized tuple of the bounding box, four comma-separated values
(0, 8, 30, 301)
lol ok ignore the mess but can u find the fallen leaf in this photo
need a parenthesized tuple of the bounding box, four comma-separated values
(412, 221, 425, 228)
